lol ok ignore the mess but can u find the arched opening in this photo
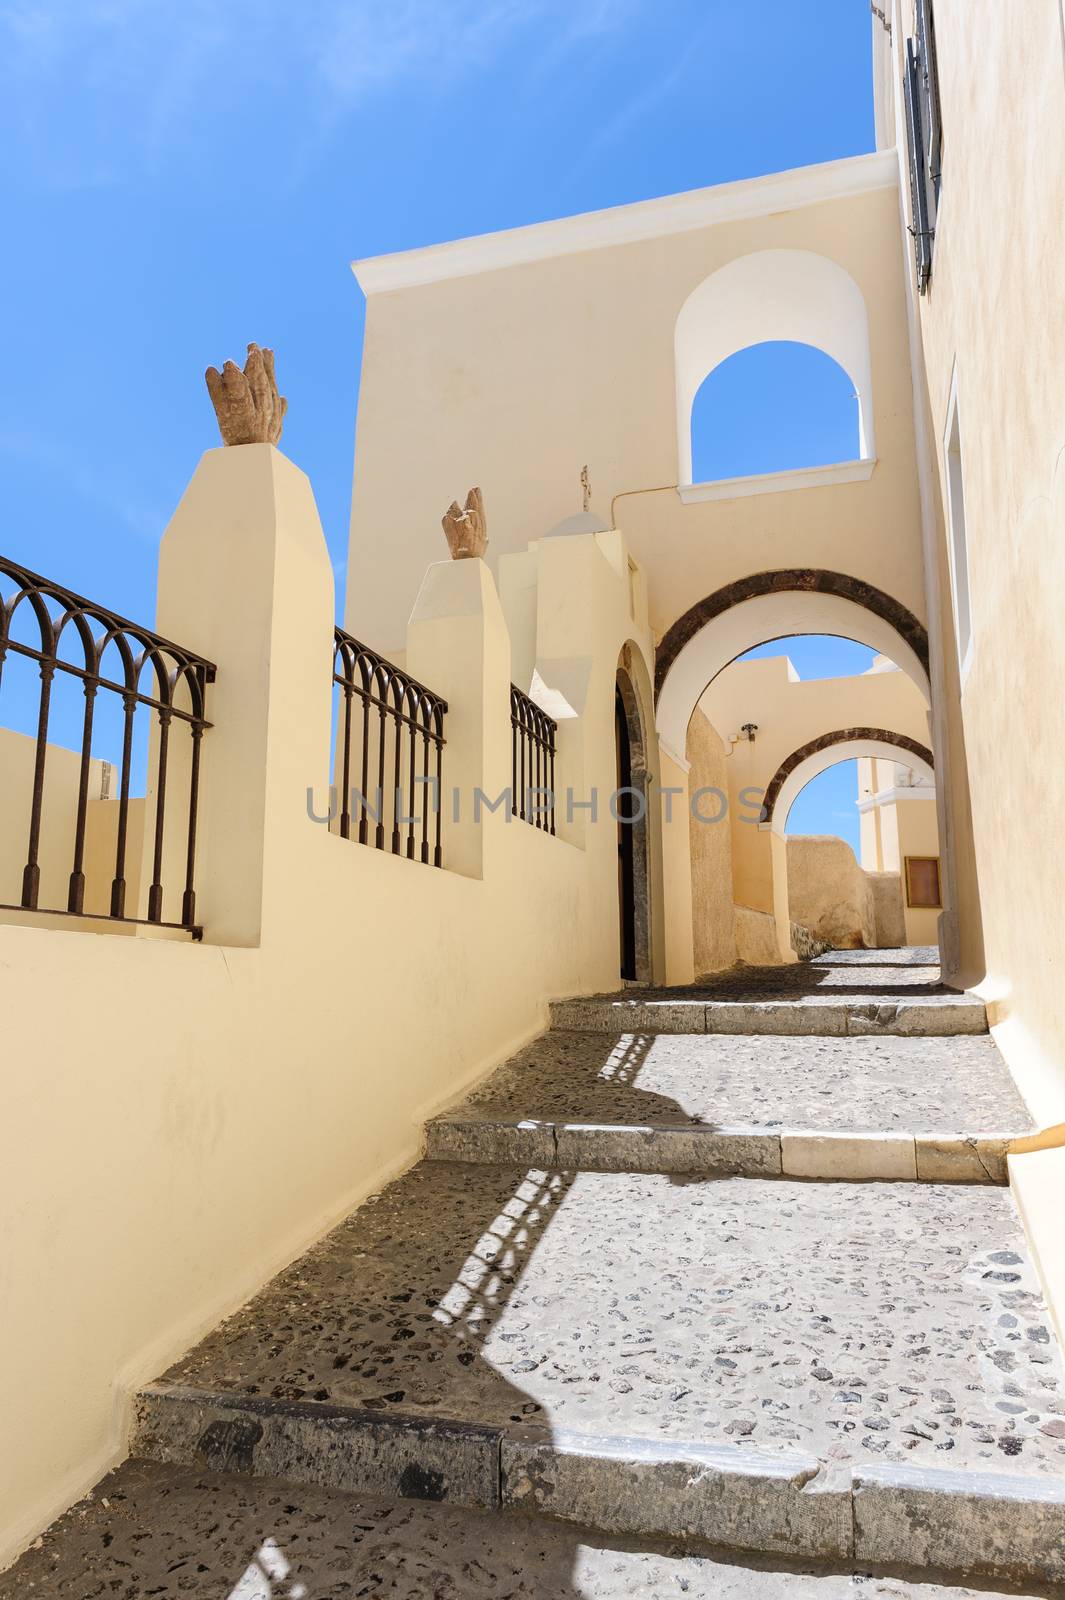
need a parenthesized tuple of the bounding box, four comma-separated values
(674, 249, 875, 486)
(655, 571, 931, 764)
(616, 654, 653, 984)
(774, 738, 940, 952)
(683, 629, 940, 972)
(765, 728, 934, 827)
(690, 340, 861, 485)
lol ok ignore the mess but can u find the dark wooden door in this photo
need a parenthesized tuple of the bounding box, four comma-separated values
(615, 686, 637, 981)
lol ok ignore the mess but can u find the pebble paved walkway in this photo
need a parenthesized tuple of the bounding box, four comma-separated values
(440, 1030, 1029, 1133)
(153, 1162, 1065, 1474)
(6, 950, 1063, 1595)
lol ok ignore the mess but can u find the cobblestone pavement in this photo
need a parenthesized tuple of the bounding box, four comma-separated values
(594, 955, 949, 1002)
(443, 1030, 1030, 1135)
(811, 950, 939, 966)
(161, 1164, 1065, 1475)
(1, 1460, 1051, 1600)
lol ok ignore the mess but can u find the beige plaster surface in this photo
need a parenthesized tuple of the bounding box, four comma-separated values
(685, 707, 736, 974)
(875, 0, 1065, 1338)
(0, 446, 666, 1567)
(347, 174, 925, 654)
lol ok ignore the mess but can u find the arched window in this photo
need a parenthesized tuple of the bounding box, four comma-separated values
(674, 249, 875, 486)
(690, 341, 861, 484)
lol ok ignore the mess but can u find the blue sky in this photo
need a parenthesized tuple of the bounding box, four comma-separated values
(0, 0, 876, 840)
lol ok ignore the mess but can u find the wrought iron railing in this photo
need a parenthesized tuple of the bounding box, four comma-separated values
(333, 629, 447, 867)
(510, 684, 557, 833)
(0, 555, 214, 934)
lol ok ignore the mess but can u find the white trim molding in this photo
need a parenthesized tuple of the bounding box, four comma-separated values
(677, 458, 876, 506)
(352, 150, 898, 295)
(656, 735, 691, 774)
(857, 785, 937, 813)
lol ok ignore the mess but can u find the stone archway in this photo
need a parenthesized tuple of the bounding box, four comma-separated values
(655, 569, 930, 701)
(764, 727, 934, 829)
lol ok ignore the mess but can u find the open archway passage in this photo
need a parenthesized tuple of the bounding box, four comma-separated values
(690, 340, 861, 484)
(655, 571, 930, 700)
(785, 760, 863, 853)
(764, 727, 934, 824)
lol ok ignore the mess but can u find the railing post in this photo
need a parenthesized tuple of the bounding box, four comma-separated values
(406, 558, 510, 880)
(150, 443, 335, 944)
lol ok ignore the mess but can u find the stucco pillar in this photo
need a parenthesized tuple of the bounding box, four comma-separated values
(659, 747, 696, 984)
(769, 826, 798, 962)
(406, 558, 511, 880)
(151, 444, 335, 945)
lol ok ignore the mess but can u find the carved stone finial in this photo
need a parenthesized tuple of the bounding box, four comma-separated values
(441, 487, 488, 560)
(205, 343, 287, 446)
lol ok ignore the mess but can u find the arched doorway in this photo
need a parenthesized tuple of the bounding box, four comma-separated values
(615, 655, 653, 983)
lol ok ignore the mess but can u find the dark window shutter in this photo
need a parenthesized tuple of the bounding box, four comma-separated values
(904, 39, 934, 293)
(916, 0, 943, 185)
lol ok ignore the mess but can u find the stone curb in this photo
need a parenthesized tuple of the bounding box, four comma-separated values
(131, 1386, 1065, 1583)
(424, 1117, 1010, 1183)
(501, 1426, 853, 1561)
(549, 996, 988, 1036)
(132, 1384, 503, 1510)
(853, 1462, 1065, 1586)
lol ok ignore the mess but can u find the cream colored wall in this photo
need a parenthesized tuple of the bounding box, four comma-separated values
(697, 654, 931, 912)
(896, 796, 942, 946)
(879, 2, 1065, 1330)
(858, 758, 882, 867)
(347, 170, 925, 655)
(685, 708, 737, 975)
(0, 445, 668, 1568)
(786, 834, 876, 949)
(887, 0, 1065, 1108)
(659, 747, 695, 985)
(857, 755, 940, 945)
(0, 730, 111, 914)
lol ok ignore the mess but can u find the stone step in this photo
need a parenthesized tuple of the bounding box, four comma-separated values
(129, 1163, 1065, 1585)
(3, 1458, 1048, 1600)
(426, 1118, 1013, 1182)
(549, 994, 988, 1036)
(128, 1386, 1065, 1586)
(427, 1029, 1027, 1182)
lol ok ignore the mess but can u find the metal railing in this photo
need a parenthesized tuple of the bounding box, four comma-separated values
(333, 629, 447, 867)
(510, 684, 557, 833)
(0, 555, 214, 934)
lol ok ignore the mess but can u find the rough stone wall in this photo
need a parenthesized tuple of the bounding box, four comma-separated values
(790, 920, 831, 961)
(868, 871, 906, 948)
(685, 709, 737, 974)
(734, 905, 785, 965)
(786, 835, 875, 950)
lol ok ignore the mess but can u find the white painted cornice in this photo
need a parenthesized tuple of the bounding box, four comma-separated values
(352, 150, 898, 295)
(677, 457, 876, 505)
(857, 785, 937, 812)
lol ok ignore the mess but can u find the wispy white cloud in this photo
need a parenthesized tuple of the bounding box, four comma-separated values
(0, 0, 637, 190)
(0, 0, 636, 139)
